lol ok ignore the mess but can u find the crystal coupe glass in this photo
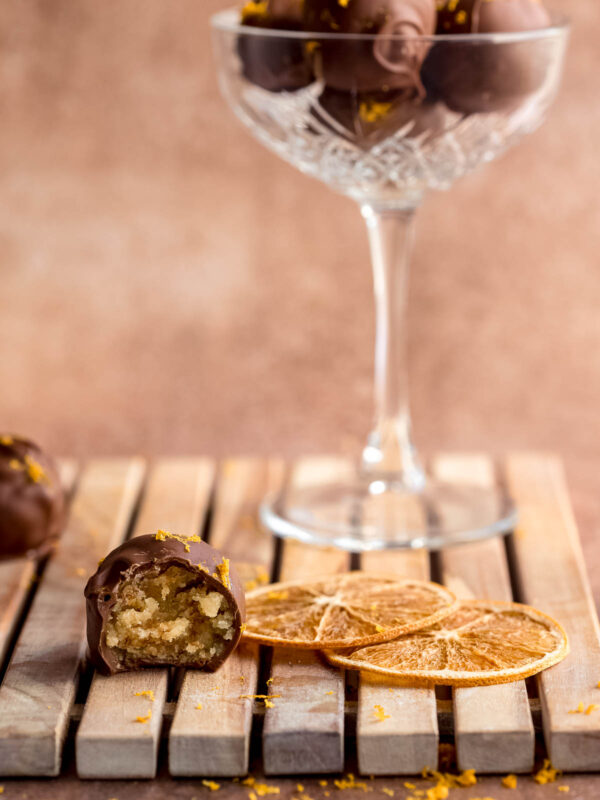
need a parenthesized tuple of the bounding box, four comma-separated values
(211, 9, 568, 551)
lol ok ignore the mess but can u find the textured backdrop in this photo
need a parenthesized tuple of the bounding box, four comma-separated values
(0, 0, 598, 466)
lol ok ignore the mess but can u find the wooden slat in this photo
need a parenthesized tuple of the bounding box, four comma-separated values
(357, 495, 439, 775)
(0, 458, 145, 777)
(169, 458, 284, 777)
(263, 458, 350, 775)
(505, 454, 600, 771)
(76, 458, 214, 779)
(434, 455, 534, 774)
(0, 459, 78, 668)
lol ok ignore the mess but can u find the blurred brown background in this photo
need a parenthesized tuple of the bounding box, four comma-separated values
(0, 0, 598, 466)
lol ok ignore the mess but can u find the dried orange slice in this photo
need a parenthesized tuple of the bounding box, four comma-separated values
(243, 572, 457, 649)
(325, 600, 568, 686)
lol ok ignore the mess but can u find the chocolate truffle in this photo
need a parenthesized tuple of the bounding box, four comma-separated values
(436, 0, 550, 34)
(85, 532, 246, 675)
(423, 0, 551, 113)
(0, 435, 65, 560)
(238, 0, 314, 92)
(303, 0, 436, 93)
(313, 86, 445, 146)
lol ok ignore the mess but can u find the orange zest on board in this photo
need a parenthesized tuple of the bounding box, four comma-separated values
(243, 573, 457, 649)
(373, 704, 390, 722)
(333, 774, 369, 791)
(533, 759, 561, 784)
(240, 693, 280, 709)
(421, 768, 477, 789)
(134, 690, 155, 702)
(325, 600, 568, 686)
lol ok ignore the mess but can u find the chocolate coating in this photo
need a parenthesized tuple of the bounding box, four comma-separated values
(238, 0, 314, 92)
(303, 0, 436, 93)
(0, 435, 65, 560)
(85, 533, 246, 675)
(424, 0, 551, 113)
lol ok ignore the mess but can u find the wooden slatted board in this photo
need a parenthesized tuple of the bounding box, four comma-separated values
(0, 453, 598, 780)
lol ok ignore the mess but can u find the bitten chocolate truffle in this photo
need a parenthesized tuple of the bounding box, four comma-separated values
(85, 532, 246, 675)
(303, 0, 436, 93)
(238, 0, 314, 92)
(0, 435, 65, 560)
(423, 0, 551, 113)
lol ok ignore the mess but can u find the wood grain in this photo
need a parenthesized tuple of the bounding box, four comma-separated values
(505, 454, 600, 771)
(0, 458, 145, 777)
(357, 495, 438, 775)
(0, 460, 78, 668)
(169, 458, 284, 777)
(263, 458, 351, 775)
(434, 454, 534, 774)
(76, 458, 214, 779)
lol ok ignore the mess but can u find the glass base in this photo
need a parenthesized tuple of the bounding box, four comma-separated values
(260, 476, 517, 552)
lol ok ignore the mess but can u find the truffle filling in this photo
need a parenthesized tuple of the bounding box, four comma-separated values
(104, 565, 236, 667)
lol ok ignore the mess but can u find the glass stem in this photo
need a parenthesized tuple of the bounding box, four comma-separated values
(360, 203, 426, 491)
